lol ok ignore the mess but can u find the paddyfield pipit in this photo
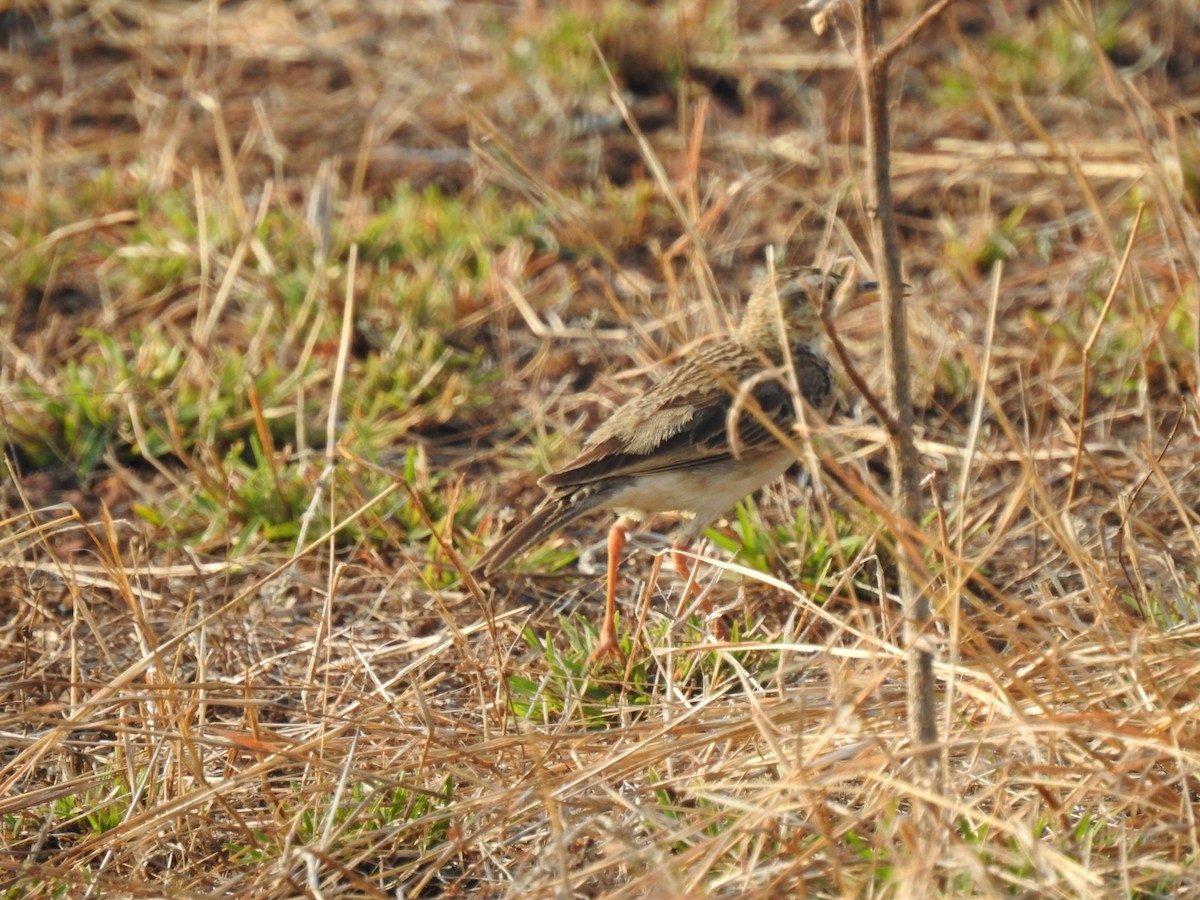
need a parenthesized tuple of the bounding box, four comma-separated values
(478, 266, 877, 663)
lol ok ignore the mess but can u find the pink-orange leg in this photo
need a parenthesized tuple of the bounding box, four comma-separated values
(671, 541, 708, 617)
(671, 541, 729, 639)
(588, 523, 629, 664)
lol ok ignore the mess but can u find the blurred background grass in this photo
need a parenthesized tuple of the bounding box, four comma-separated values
(1, 1, 1198, 895)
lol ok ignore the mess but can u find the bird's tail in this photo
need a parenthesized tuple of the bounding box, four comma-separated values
(474, 486, 607, 576)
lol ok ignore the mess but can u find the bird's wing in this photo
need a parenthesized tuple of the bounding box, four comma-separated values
(541, 347, 830, 489)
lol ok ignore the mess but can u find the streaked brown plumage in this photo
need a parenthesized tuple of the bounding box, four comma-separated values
(478, 266, 874, 663)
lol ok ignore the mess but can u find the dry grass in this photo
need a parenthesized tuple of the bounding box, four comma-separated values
(2, 0, 1199, 896)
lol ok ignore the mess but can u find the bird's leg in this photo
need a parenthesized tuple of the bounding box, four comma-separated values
(672, 542, 700, 614)
(589, 521, 629, 664)
(671, 541, 706, 617)
(672, 540, 729, 640)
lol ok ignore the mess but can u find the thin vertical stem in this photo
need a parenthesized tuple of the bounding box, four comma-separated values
(855, 0, 939, 763)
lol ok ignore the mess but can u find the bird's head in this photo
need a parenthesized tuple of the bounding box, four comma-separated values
(740, 266, 879, 351)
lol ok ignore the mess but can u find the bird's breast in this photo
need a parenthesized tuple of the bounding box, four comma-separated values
(602, 446, 797, 531)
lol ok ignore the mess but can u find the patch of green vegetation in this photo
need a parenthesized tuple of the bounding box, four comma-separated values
(1165, 285, 1198, 353)
(382, 447, 482, 580)
(504, 541, 581, 577)
(572, 179, 669, 254)
(120, 190, 205, 294)
(1124, 586, 1200, 632)
(508, 589, 792, 727)
(360, 184, 545, 315)
(1181, 145, 1200, 210)
(935, 356, 976, 411)
(4, 179, 548, 553)
(503, 2, 695, 94)
(6, 236, 74, 300)
(53, 774, 131, 837)
(9, 353, 123, 474)
(7, 327, 320, 478)
(930, 68, 980, 110)
(509, 610, 744, 721)
(990, 4, 1129, 96)
(706, 500, 786, 575)
(844, 828, 895, 882)
(940, 206, 1029, 279)
(508, 618, 656, 726)
(182, 438, 307, 551)
(226, 776, 455, 864)
(707, 500, 871, 587)
(505, 8, 610, 97)
(932, 3, 1128, 109)
(352, 329, 492, 435)
(501, 0, 734, 121)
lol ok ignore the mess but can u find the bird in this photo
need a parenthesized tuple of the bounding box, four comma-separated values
(477, 266, 877, 664)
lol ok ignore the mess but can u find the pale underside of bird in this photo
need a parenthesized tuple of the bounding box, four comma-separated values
(478, 266, 876, 663)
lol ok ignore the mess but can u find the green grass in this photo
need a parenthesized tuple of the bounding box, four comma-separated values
(2, 0, 1199, 896)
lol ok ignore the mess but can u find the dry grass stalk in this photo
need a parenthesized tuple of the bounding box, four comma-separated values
(1, 0, 1198, 895)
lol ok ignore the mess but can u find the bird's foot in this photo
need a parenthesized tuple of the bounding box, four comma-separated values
(706, 613, 731, 642)
(587, 628, 628, 667)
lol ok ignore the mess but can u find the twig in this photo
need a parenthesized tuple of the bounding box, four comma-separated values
(820, 293, 901, 438)
(856, 0, 941, 774)
(875, 0, 957, 72)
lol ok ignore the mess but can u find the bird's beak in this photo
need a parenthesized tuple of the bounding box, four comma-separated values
(839, 278, 911, 313)
(837, 278, 881, 313)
